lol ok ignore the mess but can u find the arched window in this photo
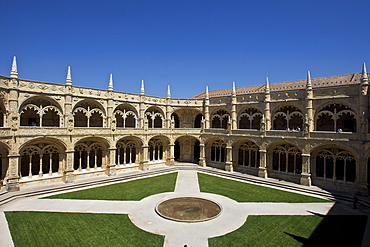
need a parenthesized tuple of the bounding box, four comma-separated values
(73, 101, 105, 128)
(114, 105, 137, 128)
(194, 114, 203, 128)
(272, 144, 302, 174)
(149, 139, 164, 161)
(74, 142, 103, 171)
(171, 113, 180, 128)
(20, 98, 62, 127)
(116, 141, 137, 165)
(238, 108, 262, 129)
(238, 141, 260, 167)
(273, 106, 303, 130)
(211, 140, 226, 162)
(316, 104, 356, 132)
(145, 108, 163, 129)
(20, 144, 60, 178)
(211, 110, 230, 129)
(316, 148, 356, 182)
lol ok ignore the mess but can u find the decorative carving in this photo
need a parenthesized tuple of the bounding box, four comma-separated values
(38, 85, 48, 90)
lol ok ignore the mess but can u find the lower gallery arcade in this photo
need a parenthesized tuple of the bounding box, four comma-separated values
(0, 135, 360, 193)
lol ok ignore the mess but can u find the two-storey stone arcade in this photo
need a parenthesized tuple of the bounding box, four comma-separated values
(0, 57, 369, 195)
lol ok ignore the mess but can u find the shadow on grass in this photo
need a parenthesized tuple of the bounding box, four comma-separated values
(284, 214, 367, 247)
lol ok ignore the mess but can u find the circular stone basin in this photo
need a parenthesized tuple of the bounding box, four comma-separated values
(156, 197, 222, 223)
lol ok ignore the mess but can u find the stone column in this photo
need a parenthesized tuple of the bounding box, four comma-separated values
(6, 154, 20, 192)
(199, 142, 206, 167)
(300, 153, 311, 186)
(258, 149, 268, 178)
(63, 150, 75, 183)
(105, 147, 117, 176)
(167, 143, 175, 166)
(140, 145, 149, 170)
(225, 145, 233, 172)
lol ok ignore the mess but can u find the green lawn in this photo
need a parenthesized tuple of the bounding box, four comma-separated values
(209, 215, 367, 247)
(46, 172, 177, 201)
(5, 211, 163, 247)
(198, 173, 330, 202)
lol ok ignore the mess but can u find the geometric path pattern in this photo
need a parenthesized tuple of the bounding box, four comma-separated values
(1, 165, 369, 247)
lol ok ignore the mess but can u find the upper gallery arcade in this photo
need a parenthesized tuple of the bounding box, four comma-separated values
(0, 56, 369, 195)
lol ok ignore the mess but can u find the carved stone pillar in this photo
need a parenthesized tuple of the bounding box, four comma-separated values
(105, 147, 117, 176)
(63, 150, 75, 183)
(140, 145, 149, 171)
(199, 143, 206, 167)
(258, 149, 268, 178)
(6, 154, 20, 192)
(225, 145, 233, 172)
(167, 143, 175, 166)
(300, 153, 311, 186)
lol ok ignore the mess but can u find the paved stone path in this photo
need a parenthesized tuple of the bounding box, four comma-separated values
(0, 168, 369, 247)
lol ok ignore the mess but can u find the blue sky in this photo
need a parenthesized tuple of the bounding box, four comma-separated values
(1, 0, 370, 98)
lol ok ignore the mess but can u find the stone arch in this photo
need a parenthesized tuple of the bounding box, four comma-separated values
(267, 141, 302, 176)
(73, 137, 110, 171)
(0, 102, 6, 127)
(19, 138, 66, 179)
(233, 139, 260, 169)
(19, 96, 63, 127)
(145, 106, 164, 128)
(211, 108, 230, 129)
(311, 144, 357, 184)
(114, 104, 138, 128)
(171, 109, 203, 128)
(116, 136, 143, 166)
(238, 107, 263, 129)
(148, 135, 170, 162)
(73, 100, 106, 127)
(205, 137, 227, 163)
(0, 142, 10, 180)
(174, 135, 201, 163)
(272, 104, 304, 130)
(315, 102, 357, 132)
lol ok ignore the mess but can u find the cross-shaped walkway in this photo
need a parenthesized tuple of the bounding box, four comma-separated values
(0, 167, 369, 247)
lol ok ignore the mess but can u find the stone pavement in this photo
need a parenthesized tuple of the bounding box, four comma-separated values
(0, 167, 369, 247)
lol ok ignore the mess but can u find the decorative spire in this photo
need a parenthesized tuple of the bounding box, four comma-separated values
(265, 77, 270, 93)
(362, 63, 368, 81)
(167, 85, 171, 98)
(306, 71, 312, 88)
(108, 74, 113, 91)
(140, 80, 145, 95)
(232, 81, 236, 95)
(205, 86, 209, 99)
(66, 66, 72, 85)
(10, 56, 18, 78)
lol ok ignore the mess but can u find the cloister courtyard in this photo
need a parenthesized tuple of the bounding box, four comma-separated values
(1, 163, 369, 247)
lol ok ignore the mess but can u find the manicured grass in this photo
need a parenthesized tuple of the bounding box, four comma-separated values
(5, 211, 163, 247)
(198, 173, 330, 202)
(46, 172, 177, 201)
(209, 215, 367, 247)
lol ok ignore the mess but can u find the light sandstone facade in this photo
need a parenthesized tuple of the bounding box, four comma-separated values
(0, 57, 369, 195)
